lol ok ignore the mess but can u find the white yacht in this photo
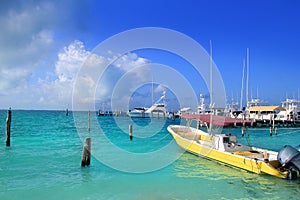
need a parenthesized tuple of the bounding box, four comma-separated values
(128, 91, 167, 118)
(276, 98, 300, 121)
(127, 107, 148, 118)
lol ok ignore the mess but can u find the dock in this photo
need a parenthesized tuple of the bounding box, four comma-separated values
(182, 114, 254, 127)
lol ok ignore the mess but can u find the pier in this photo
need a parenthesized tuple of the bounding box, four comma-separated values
(182, 114, 300, 128)
(182, 114, 254, 127)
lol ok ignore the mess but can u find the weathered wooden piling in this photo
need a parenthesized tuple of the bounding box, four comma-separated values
(81, 138, 91, 167)
(129, 124, 133, 141)
(269, 126, 273, 136)
(66, 108, 69, 116)
(88, 110, 90, 132)
(6, 108, 12, 147)
(242, 126, 245, 137)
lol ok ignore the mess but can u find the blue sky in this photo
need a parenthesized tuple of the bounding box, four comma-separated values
(0, 0, 300, 110)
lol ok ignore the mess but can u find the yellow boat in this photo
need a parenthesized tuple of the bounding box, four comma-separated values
(168, 124, 300, 180)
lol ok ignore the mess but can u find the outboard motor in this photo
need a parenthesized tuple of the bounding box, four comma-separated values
(296, 145, 300, 152)
(277, 145, 300, 180)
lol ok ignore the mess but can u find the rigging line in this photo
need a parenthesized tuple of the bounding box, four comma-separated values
(276, 129, 300, 136)
(245, 127, 300, 131)
(243, 127, 253, 147)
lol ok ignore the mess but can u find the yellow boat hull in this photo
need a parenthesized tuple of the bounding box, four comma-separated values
(168, 125, 288, 179)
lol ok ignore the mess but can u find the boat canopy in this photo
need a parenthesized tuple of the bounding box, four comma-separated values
(249, 106, 285, 112)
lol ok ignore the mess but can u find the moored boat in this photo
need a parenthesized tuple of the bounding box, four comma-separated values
(128, 91, 167, 118)
(169, 41, 300, 180)
(168, 123, 300, 179)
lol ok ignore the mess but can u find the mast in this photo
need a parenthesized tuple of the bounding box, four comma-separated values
(209, 40, 213, 134)
(152, 77, 154, 105)
(246, 48, 249, 109)
(240, 59, 245, 110)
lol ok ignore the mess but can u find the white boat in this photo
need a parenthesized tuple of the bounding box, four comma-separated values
(248, 105, 285, 121)
(128, 91, 167, 118)
(178, 107, 193, 117)
(127, 107, 148, 118)
(276, 98, 300, 121)
(225, 99, 244, 119)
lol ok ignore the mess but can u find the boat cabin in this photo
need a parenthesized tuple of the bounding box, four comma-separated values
(214, 134, 252, 152)
(248, 106, 285, 121)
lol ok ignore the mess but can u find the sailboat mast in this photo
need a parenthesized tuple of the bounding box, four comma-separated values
(246, 48, 249, 108)
(240, 59, 245, 110)
(152, 77, 154, 105)
(209, 40, 213, 134)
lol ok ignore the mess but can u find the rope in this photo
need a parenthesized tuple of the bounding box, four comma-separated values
(275, 129, 300, 137)
(246, 127, 300, 136)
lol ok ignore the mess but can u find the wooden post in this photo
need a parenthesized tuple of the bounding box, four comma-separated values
(269, 126, 273, 136)
(81, 138, 91, 167)
(66, 108, 69, 116)
(88, 110, 90, 132)
(85, 138, 91, 166)
(272, 114, 275, 129)
(129, 124, 133, 141)
(6, 108, 12, 147)
(242, 126, 245, 137)
(81, 144, 87, 167)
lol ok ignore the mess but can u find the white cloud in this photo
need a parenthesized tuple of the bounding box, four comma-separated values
(35, 40, 151, 110)
(55, 40, 90, 82)
(0, 2, 55, 95)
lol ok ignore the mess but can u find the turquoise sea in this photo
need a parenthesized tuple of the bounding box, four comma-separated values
(0, 110, 300, 200)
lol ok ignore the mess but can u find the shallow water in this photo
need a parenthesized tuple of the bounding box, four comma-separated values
(0, 110, 299, 199)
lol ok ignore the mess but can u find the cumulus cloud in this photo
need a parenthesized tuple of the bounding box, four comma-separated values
(36, 40, 88, 108)
(0, 1, 55, 95)
(0, 1, 92, 109)
(55, 40, 90, 82)
(0, 2, 164, 110)
(36, 40, 151, 110)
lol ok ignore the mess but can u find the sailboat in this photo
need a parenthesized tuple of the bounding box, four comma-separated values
(167, 42, 300, 180)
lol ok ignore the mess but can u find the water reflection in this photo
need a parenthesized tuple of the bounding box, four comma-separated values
(173, 153, 300, 199)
